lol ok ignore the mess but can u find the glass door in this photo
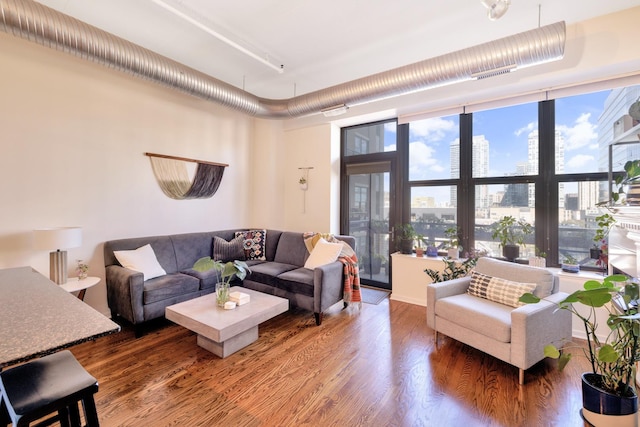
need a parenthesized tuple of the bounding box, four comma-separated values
(344, 162, 393, 289)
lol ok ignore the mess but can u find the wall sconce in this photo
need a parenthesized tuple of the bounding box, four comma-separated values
(33, 227, 82, 284)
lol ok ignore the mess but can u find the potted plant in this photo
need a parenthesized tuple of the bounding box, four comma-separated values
(425, 239, 438, 257)
(444, 226, 460, 259)
(414, 234, 425, 257)
(424, 255, 478, 283)
(610, 159, 640, 205)
(520, 275, 640, 424)
(299, 176, 308, 191)
(528, 248, 546, 268)
(561, 254, 580, 273)
(491, 216, 533, 261)
(591, 213, 616, 264)
(193, 257, 251, 307)
(395, 223, 416, 255)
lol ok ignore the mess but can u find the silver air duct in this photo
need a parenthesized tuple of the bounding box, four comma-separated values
(0, 0, 566, 119)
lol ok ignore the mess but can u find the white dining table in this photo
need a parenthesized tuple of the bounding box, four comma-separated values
(0, 266, 120, 368)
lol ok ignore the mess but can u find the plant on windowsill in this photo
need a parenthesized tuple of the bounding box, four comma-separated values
(561, 253, 580, 273)
(193, 257, 251, 307)
(590, 213, 616, 268)
(444, 226, 460, 259)
(528, 248, 547, 268)
(424, 252, 479, 283)
(395, 223, 417, 255)
(519, 275, 640, 423)
(491, 216, 533, 262)
(414, 234, 425, 257)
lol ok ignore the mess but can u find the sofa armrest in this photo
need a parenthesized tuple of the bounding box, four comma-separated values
(510, 291, 572, 369)
(313, 261, 344, 313)
(426, 277, 472, 327)
(105, 265, 145, 324)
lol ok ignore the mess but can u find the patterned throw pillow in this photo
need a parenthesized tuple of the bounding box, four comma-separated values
(235, 229, 267, 261)
(212, 235, 245, 262)
(467, 271, 537, 308)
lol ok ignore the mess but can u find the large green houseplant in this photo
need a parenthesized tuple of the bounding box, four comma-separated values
(491, 216, 533, 261)
(520, 274, 640, 423)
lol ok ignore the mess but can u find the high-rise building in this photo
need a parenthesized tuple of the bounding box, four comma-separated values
(450, 135, 489, 208)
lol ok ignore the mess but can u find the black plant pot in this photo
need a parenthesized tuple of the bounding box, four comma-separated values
(502, 244, 519, 262)
(590, 247, 602, 260)
(400, 239, 413, 255)
(581, 373, 638, 426)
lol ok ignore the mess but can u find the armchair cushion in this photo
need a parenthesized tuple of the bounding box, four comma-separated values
(468, 271, 537, 308)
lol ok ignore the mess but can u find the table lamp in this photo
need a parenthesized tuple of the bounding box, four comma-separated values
(33, 227, 82, 284)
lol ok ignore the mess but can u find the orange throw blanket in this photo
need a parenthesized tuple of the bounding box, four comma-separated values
(303, 232, 362, 307)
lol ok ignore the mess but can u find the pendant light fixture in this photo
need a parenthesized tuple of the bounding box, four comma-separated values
(481, 0, 511, 21)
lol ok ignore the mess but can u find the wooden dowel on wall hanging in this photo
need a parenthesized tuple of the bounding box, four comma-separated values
(144, 152, 229, 168)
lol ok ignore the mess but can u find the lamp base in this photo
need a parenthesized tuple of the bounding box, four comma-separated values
(50, 250, 68, 285)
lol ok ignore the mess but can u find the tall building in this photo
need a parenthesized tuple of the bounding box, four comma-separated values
(527, 129, 565, 208)
(450, 135, 489, 208)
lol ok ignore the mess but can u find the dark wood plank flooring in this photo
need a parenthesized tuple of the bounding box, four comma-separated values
(67, 298, 590, 426)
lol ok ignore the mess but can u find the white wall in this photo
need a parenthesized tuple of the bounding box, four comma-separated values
(0, 33, 267, 314)
(282, 124, 341, 234)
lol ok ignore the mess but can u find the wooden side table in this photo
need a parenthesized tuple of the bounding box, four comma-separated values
(60, 276, 100, 301)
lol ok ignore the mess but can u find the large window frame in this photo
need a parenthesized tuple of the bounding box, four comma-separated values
(342, 100, 614, 269)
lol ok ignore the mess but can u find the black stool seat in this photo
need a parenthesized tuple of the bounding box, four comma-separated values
(0, 350, 99, 427)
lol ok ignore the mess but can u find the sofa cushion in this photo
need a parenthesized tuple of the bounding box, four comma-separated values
(114, 244, 167, 280)
(277, 268, 315, 297)
(474, 257, 554, 297)
(304, 238, 343, 269)
(235, 230, 267, 261)
(213, 235, 246, 262)
(467, 271, 537, 308)
(435, 293, 513, 343)
(274, 232, 308, 266)
(249, 262, 299, 287)
(180, 268, 220, 290)
(143, 273, 200, 304)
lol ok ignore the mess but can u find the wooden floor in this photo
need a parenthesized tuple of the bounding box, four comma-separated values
(68, 298, 591, 427)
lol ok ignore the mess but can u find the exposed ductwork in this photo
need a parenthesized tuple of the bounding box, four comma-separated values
(0, 0, 566, 119)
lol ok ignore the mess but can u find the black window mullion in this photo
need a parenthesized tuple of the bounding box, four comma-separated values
(538, 100, 558, 264)
(459, 113, 474, 253)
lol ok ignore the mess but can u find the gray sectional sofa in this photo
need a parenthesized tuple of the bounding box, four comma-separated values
(104, 229, 355, 334)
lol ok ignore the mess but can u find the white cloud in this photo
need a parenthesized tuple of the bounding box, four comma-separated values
(409, 117, 456, 142)
(565, 153, 596, 172)
(557, 112, 598, 151)
(409, 141, 445, 180)
(515, 122, 537, 137)
(384, 122, 396, 134)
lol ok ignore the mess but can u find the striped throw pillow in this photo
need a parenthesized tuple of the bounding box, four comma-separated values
(468, 271, 537, 308)
(213, 235, 246, 262)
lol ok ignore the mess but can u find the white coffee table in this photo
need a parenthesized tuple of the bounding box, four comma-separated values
(165, 287, 288, 358)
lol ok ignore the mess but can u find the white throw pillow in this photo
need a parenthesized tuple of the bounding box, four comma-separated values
(304, 238, 344, 269)
(114, 244, 166, 280)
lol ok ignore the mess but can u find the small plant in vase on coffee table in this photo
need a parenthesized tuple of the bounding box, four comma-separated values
(193, 258, 251, 308)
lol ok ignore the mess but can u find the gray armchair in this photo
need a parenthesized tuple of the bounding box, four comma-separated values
(426, 257, 572, 384)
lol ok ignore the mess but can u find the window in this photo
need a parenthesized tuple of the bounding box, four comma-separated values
(342, 83, 640, 270)
(344, 122, 396, 156)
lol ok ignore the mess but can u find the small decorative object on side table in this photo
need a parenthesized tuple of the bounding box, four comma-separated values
(76, 260, 89, 280)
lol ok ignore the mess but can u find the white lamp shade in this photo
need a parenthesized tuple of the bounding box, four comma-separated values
(34, 227, 82, 251)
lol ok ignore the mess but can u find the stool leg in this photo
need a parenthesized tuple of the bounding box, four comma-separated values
(58, 406, 71, 427)
(68, 402, 81, 427)
(81, 394, 100, 427)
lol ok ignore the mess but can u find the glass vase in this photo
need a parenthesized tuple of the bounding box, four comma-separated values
(216, 282, 230, 307)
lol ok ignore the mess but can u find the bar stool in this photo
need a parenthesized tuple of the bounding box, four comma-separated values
(0, 350, 99, 427)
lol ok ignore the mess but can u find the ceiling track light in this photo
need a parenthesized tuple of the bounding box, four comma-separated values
(481, 0, 511, 21)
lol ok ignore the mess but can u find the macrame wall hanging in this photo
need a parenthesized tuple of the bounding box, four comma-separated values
(145, 152, 228, 200)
